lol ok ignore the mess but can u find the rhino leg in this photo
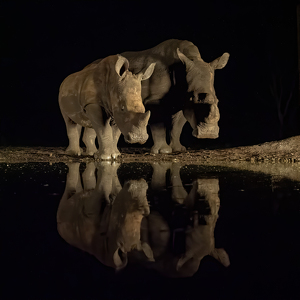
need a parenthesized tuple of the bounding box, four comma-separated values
(82, 127, 97, 156)
(82, 162, 96, 190)
(151, 161, 172, 191)
(150, 123, 172, 154)
(84, 104, 114, 160)
(111, 124, 121, 159)
(62, 112, 83, 156)
(170, 111, 187, 153)
(111, 162, 122, 203)
(96, 161, 118, 204)
(170, 163, 188, 204)
(57, 163, 83, 222)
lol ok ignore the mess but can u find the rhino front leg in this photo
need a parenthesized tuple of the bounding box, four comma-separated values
(82, 127, 97, 156)
(150, 123, 172, 154)
(169, 111, 187, 152)
(151, 161, 172, 191)
(170, 162, 188, 204)
(84, 104, 114, 160)
(82, 162, 96, 190)
(111, 123, 121, 159)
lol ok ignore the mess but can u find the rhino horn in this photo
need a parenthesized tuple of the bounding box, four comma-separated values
(113, 247, 128, 270)
(140, 111, 151, 125)
(204, 104, 220, 124)
(210, 248, 230, 267)
(176, 254, 193, 270)
(115, 55, 129, 79)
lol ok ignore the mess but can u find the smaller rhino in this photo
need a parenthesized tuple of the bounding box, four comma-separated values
(59, 55, 155, 160)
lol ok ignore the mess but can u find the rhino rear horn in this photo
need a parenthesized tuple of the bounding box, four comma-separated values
(210, 248, 230, 267)
(115, 55, 129, 78)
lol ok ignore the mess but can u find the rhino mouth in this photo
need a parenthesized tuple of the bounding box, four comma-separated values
(193, 123, 219, 139)
(125, 132, 149, 144)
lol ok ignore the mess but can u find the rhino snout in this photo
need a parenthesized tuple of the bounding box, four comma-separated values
(126, 132, 149, 144)
(193, 123, 219, 139)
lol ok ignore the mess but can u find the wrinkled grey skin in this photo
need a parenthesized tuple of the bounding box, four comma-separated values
(143, 162, 230, 277)
(121, 39, 230, 153)
(56, 162, 154, 270)
(59, 55, 155, 160)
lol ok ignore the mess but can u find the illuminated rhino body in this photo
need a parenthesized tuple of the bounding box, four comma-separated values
(121, 39, 229, 153)
(59, 55, 155, 160)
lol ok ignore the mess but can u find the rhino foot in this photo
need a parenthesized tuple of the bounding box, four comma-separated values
(111, 148, 121, 159)
(170, 142, 187, 153)
(94, 151, 112, 160)
(94, 150, 120, 161)
(151, 144, 172, 154)
(85, 146, 98, 156)
(65, 146, 83, 156)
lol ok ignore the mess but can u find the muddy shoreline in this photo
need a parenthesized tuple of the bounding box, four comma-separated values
(0, 136, 299, 164)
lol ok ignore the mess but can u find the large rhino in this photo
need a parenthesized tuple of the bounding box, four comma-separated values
(143, 162, 230, 277)
(59, 55, 155, 160)
(121, 39, 230, 153)
(57, 162, 154, 270)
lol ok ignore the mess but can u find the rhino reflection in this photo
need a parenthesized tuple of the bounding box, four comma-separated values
(57, 162, 229, 277)
(145, 162, 230, 277)
(57, 162, 153, 270)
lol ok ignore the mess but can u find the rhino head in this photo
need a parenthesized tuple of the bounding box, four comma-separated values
(177, 48, 229, 139)
(112, 56, 155, 144)
(109, 179, 154, 270)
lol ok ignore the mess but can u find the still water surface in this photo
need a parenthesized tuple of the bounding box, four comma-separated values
(1, 162, 300, 300)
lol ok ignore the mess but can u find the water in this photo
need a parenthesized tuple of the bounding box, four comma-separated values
(1, 162, 300, 300)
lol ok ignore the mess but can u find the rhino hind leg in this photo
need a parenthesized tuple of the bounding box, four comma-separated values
(62, 114, 83, 156)
(82, 127, 97, 156)
(169, 111, 187, 153)
(150, 123, 172, 154)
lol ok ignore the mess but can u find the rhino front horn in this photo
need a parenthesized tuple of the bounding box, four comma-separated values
(141, 111, 151, 125)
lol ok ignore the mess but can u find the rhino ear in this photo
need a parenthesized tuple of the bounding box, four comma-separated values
(141, 242, 155, 261)
(210, 53, 230, 70)
(140, 63, 156, 81)
(113, 247, 128, 270)
(177, 48, 194, 70)
(115, 55, 129, 78)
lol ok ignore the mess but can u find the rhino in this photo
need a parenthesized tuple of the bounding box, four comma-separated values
(121, 39, 230, 153)
(59, 55, 155, 160)
(142, 162, 230, 277)
(56, 162, 154, 270)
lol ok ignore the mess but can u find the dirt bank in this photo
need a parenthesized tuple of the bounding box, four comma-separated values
(0, 136, 299, 164)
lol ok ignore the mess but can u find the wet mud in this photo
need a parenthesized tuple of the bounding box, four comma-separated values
(0, 136, 299, 164)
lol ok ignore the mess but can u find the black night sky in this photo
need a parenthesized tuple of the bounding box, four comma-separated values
(0, 0, 299, 149)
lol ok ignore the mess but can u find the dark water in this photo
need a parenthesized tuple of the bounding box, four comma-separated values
(1, 162, 300, 300)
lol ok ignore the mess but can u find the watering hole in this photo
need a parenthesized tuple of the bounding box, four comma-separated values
(1, 162, 300, 300)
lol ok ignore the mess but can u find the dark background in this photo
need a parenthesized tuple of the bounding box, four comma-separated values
(0, 0, 299, 149)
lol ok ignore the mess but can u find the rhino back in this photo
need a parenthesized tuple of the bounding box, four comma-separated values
(121, 39, 198, 105)
(59, 60, 109, 125)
